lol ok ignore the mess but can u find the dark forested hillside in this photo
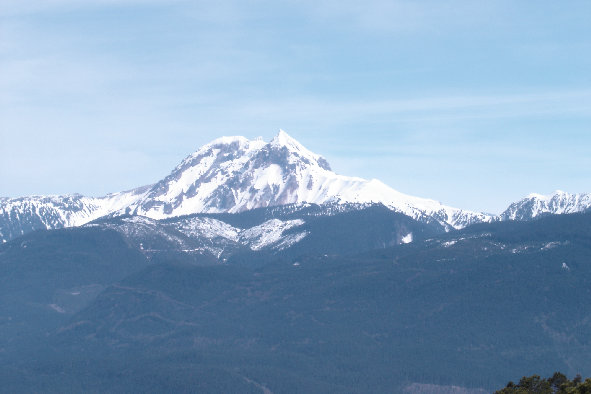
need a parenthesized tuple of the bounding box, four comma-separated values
(1, 211, 591, 392)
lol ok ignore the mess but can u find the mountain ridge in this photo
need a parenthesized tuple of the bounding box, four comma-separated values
(1, 130, 589, 242)
(500, 190, 591, 221)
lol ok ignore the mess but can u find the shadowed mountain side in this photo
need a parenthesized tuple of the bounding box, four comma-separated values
(1, 212, 589, 392)
(0, 227, 150, 354)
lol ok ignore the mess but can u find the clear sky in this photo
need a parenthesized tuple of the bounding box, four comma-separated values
(1, 0, 590, 214)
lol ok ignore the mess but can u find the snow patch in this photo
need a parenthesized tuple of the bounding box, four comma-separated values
(541, 242, 560, 250)
(49, 304, 66, 313)
(272, 231, 309, 251)
(175, 217, 240, 242)
(240, 219, 305, 250)
(442, 240, 457, 248)
(401, 233, 413, 244)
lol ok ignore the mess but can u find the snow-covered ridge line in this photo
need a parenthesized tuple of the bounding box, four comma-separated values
(2, 129, 483, 235)
(94, 215, 308, 258)
(120, 130, 491, 229)
(2, 130, 589, 243)
(0, 187, 149, 242)
(500, 190, 591, 221)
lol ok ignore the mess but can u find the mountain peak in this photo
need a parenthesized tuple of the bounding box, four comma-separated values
(270, 129, 302, 149)
(525, 190, 569, 201)
(201, 135, 266, 152)
(268, 129, 332, 171)
(525, 192, 547, 200)
(501, 190, 591, 221)
(277, 128, 290, 139)
(208, 135, 249, 146)
(124, 130, 491, 227)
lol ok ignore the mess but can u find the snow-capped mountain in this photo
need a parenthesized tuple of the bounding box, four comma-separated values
(500, 190, 591, 221)
(0, 188, 149, 242)
(2, 130, 588, 244)
(0, 130, 493, 242)
(126, 130, 492, 229)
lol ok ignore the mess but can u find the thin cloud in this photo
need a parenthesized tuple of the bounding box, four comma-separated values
(292, 0, 508, 34)
(0, 0, 185, 16)
(230, 90, 591, 124)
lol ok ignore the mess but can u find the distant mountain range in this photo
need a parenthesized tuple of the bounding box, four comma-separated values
(2, 130, 591, 392)
(1, 130, 590, 243)
(500, 190, 591, 221)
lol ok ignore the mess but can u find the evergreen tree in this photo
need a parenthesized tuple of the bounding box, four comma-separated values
(495, 373, 591, 394)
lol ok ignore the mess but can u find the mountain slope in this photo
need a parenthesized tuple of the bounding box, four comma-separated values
(83, 203, 443, 263)
(0, 226, 150, 357)
(3, 211, 591, 392)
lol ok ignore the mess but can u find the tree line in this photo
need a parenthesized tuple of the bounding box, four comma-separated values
(496, 372, 591, 393)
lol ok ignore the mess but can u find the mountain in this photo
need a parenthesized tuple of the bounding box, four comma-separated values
(4, 132, 591, 392)
(3, 130, 590, 244)
(0, 130, 491, 242)
(500, 190, 591, 221)
(126, 130, 491, 229)
(3, 210, 591, 392)
(0, 187, 149, 243)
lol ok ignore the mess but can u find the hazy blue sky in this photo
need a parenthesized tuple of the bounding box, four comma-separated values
(1, 0, 590, 213)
